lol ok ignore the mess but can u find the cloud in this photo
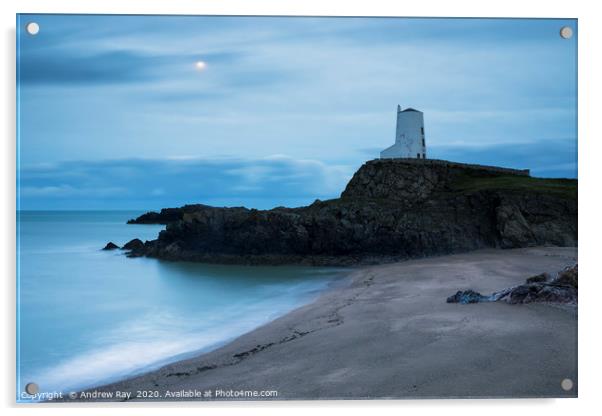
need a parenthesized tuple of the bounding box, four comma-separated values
(19, 156, 355, 210)
(429, 138, 577, 178)
(17, 14, 577, 200)
(19, 46, 242, 86)
(20, 184, 127, 197)
(20, 50, 158, 85)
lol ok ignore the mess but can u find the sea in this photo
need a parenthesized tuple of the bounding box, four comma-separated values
(16, 210, 341, 400)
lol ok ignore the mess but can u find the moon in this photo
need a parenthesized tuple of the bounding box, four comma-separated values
(195, 61, 207, 71)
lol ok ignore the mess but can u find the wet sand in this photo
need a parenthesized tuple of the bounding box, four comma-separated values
(80, 247, 578, 400)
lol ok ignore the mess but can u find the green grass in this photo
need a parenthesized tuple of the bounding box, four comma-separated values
(449, 174, 577, 198)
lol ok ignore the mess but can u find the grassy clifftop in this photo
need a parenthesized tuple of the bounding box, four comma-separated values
(449, 175, 577, 199)
(341, 158, 576, 202)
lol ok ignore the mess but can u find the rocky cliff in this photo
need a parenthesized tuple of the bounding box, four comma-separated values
(124, 159, 577, 265)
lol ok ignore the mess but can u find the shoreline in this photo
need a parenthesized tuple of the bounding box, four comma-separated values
(68, 247, 577, 401)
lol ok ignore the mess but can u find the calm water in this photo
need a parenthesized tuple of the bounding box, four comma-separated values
(17, 211, 340, 399)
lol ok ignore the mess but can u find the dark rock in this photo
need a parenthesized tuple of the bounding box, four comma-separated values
(123, 238, 144, 251)
(496, 203, 536, 248)
(506, 283, 577, 304)
(507, 284, 540, 304)
(122, 159, 576, 265)
(449, 264, 578, 306)
(555, 264, 578, 289)
(509, 264, 578, 304)
(102, 242, 119, 250)
(446, 290, 491, 304)
(127, 206, 208, 224)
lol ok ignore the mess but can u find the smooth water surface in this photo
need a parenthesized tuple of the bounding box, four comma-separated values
(17, 211, 340, 399)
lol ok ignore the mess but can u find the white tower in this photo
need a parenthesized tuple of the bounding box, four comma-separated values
(380, 106, 426, 159)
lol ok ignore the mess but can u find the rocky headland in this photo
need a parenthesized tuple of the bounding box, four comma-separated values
(120, 159, 577, 265)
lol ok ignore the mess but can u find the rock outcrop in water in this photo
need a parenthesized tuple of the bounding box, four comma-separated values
(123, 238, 144, 251)
(102, 242, 120, 250)
(124, 159, 577, 265)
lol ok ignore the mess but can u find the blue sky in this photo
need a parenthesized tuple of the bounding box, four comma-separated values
(17, 15, 577, 210)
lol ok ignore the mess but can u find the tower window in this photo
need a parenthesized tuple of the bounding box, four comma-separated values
(422, 138, 425, 146)
(417, 153, 421, 159)
(421, 127, 424, 135)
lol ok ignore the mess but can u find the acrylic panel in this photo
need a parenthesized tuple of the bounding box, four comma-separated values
(16, 14, 578, 402)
